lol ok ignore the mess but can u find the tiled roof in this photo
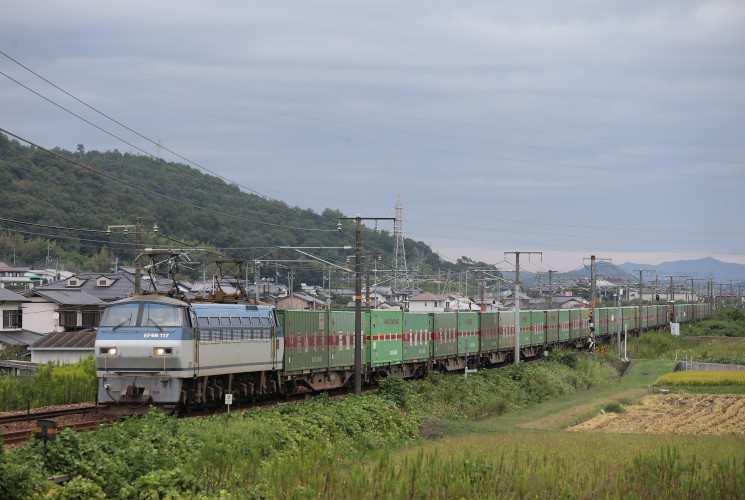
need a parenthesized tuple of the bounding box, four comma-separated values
(0, 262, 28, 273)
(0, 329, 44, 346)
(0, 287, 30, 302)
(281, 292, 328, 305)
(28, 289, 106, 306)
(29, 329, 96, 350)
(32, 272, 136, 302)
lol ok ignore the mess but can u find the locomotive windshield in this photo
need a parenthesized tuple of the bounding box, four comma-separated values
(100, 302, 189, 328)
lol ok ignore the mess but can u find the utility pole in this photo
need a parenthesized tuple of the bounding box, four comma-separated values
(617, 286, 623, 358)
(254, 261, 261, 303)
(669, 275, 675, 303)
(107, 217, 154, 295)
(634, 269, 654, 332)
(584, 255, 612, 305)
(590, 255, 597, 304)
(548, 270, 556, 309)
(505, 250, 542, 366)
(339, 216, 395, 394)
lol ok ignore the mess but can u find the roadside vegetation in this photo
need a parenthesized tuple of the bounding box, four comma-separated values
(1, 355, 620, 499)
(682, 308, 745, 338)
(3, 320, 744, 499)
(0, 357, 97, 412)
(616, 324, 745, 364)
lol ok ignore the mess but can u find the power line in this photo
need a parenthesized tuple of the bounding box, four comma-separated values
(0, 142, 333, 232)
(0, 51, 284, 203)
(88, 59, 745, 151)
(0, 127, 336, 233)
(406, 230, 744, 255)
(0, 216, 113, 234)
(100, 79, 742, 166)
(405, 207, 743, 237)
(0, 225, 135, 248)
(8, 60, 734, 182)
(151, 102, 744, 180)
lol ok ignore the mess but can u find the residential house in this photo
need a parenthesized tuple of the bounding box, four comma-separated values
(0, 287, 44, 356)
(276, 292, 329, 310)
(21, 272, 136, 333)
(0, 261, 34, 289)
(551, 296, 590, 309)
(407, 293, 477, 312)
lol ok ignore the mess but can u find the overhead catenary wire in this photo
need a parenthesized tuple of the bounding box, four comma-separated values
(0, 216, 114, 234)
(0, 225, 137, 249)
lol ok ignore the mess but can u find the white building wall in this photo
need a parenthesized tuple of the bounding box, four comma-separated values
(31, 349, 93, 365)
(0, 302, 23, 331)
(21, 299, 59, 333)
(407, 301, 447, 313)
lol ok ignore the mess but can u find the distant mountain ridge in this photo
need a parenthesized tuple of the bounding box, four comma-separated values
(617, 257, 745, 283)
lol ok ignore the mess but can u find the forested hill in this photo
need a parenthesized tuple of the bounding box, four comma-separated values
(0, 133, 446, 276)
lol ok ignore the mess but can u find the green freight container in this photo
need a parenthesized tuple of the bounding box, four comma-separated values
(328, 310, 355, 369)
(607, 308, 622, 335)
(596, 308, 609, 336)
(545, 310, 559, 343)
(497, 310, 516, 352)
(569, 309, 582, 340)
(579, 308, 590, 339)
(433, 313, 457, 359)
(644, 306, 653, 329)
(530, 311, 545, 345)
(655, 305, 666, 328)
(519, 311, 532, 347)
(621, 307, 637, 331)
(558, 310, 570, 341)
(402, 312, 433, 362)
(278, 310, 328, 374)
(366, 310, 403, 367)
(457, 312, 481, 356)
(480, 312, 499, 352)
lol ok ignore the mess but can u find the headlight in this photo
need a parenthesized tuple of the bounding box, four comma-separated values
(154, 347, 172, 356)
(100, 347, 118, 356)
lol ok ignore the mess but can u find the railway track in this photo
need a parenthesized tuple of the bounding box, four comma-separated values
(1, 404, 110, 448)
(2, 419, 106, 446)
(0, 404, 100, 426)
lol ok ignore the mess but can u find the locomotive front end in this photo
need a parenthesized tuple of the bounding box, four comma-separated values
(95, 295, 196, 414)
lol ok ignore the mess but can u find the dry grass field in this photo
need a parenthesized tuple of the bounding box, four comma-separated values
(569, 393, 745, 435)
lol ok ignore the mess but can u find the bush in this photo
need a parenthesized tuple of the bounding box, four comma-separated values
(682, 309, 745, 338)
(603, 402, 627, 413)
(0, 356, 97, 411)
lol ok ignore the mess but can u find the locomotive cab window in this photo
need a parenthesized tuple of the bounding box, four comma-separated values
(101, 302, 189, 329)
(142, 303, 188, 328)
(99, 303, 140, 327)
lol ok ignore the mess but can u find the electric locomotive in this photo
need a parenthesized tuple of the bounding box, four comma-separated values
(95, 294, 282, 414)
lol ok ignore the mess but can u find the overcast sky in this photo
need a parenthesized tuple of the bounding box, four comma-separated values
(3, 0, 744, 273)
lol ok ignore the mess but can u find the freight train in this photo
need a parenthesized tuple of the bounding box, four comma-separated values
(94, 294, 712, 413)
